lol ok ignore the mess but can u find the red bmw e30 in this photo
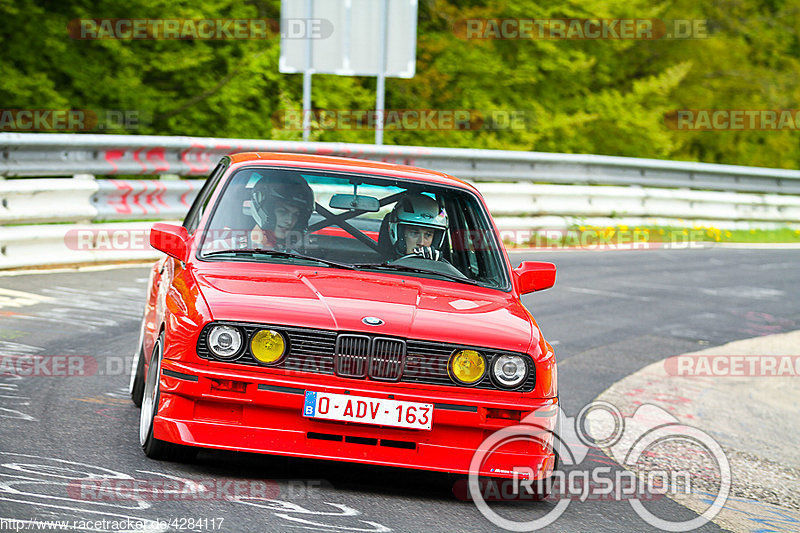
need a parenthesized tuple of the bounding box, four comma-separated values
(130, 152, 558, 482)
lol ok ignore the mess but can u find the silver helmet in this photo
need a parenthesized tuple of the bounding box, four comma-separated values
(388, 193, 448, 253)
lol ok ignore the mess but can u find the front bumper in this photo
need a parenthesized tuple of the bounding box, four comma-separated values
(154, 359, 558, 479)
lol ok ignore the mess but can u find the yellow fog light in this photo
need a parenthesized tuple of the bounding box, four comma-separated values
(250, 329, 286, 365)
(449, 349, 486, 385)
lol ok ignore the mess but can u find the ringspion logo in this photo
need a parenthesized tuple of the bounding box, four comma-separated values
(468, 402, 730, 530)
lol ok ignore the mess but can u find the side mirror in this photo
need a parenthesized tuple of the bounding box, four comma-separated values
(514, 261, 556, 294)
(150, 223, 189, 262)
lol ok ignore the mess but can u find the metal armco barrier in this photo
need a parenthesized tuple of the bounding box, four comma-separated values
(3, 132, 800, 194)
(0, 222, 168, 270)
(93, 179, 200, 221)
(0, 178, 201, 224)
(479, 183, 800, 222)
(1, 133, 799, 270)
(4, 180, 800, 227)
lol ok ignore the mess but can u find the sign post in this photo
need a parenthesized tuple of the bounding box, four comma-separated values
(280, 0, 418, 145)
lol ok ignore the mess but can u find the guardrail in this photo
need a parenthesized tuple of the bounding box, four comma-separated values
(4, 132, 800, 193)
(3, 179, 800, 227)
(0, 222, 165, 270)
(1, 133, 799, 270)
(0, 178, 199, 224)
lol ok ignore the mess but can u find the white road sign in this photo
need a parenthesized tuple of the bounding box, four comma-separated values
(280, 0, 418, 78)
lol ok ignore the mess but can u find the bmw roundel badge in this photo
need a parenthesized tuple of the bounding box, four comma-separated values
(362, 316, 384, 326)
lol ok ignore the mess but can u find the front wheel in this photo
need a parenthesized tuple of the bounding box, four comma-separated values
(130, 340, 145, 407)
(139, 335, 196, 461)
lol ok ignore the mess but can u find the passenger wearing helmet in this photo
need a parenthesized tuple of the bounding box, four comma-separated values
(249, 173, 315, 251)
(387, 193, 448, 261)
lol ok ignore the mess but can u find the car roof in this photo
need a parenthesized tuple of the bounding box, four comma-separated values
(227, 152, 478, 192)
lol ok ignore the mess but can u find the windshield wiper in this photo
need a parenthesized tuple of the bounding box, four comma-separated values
(203, 249, 357, 270)
(353, 262, 484, 286)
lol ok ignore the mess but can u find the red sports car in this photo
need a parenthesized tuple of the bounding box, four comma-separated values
(130, 152, 558, 482)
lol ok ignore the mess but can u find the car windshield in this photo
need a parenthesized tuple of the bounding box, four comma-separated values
(197, 167, 510, 290)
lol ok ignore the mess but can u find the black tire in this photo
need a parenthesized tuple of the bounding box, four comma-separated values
(552, 405, 562, 473)
(139, 334, 197, 462)
(130, 341, 145, 408)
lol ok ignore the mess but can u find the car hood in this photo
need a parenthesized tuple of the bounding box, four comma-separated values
(193, 267, 535, 353)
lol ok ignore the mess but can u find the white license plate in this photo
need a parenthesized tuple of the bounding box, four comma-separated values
(303, 391, 433, 430)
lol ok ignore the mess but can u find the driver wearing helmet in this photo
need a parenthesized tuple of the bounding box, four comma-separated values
(249, 173, 315, 251)
(387, 193, 448, 261)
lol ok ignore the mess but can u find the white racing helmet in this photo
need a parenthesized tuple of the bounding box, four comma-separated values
(388, 193, 448, 254)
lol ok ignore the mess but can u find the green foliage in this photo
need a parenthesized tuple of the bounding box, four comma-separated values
(0, 0, 797, 168)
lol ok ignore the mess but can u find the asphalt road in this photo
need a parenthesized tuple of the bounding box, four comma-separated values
(1, 248, 797, 532)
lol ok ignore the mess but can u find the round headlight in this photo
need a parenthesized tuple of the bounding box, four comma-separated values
(207, 325, 243, 360)
(250, 329, 286, 365)
(492, 354, 528, 388)
(448, 349, 486, 385)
